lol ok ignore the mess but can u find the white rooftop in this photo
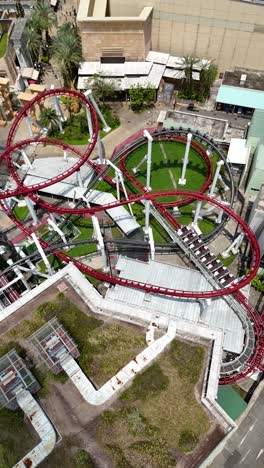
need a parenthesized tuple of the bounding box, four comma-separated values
(227, 138, 250, 165)
(23, 158, 139, 235)
(107, 257, 244, 354)
(146, 50, 170, 65)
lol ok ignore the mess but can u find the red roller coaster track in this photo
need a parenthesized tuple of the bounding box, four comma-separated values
(1, 88, 263, 382)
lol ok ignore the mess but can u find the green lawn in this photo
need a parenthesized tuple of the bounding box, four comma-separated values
(125, 141, 208, 194)
(12, 204, 29, 221)
(66, 216, 97, 257)
(0, 32, 7, 58)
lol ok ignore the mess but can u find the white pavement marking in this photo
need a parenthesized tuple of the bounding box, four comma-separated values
(239, 420, 257, 446)
(256, 449, 264, 460)
(241, 449, 251, 463)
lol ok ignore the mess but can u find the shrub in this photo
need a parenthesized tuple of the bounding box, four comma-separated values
(178, 430, 199, 453)
(121, 363, 169, 401)
(74, 449, 96, 467)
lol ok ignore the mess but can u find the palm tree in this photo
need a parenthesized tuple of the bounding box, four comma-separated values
(27, 1, 56, 57)
(39, 107, 60, 134)
(51, 23, 82, 88)
(181, 55, 200, 99)
(24, 26, 42, 62)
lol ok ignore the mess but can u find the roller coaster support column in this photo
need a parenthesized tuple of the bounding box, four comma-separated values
(179, 133, 192, 185)
(15, 246, 49, 279)
(107, 160, 133, 215)
(25, 114, 34, 138)
(7, 259, 31, 292)
(25, 197, 38, 225)
(86, 107, 93, 142)
(21, 149, 32, 169)
(47, 218, 67, 244)
(97, 133, 105, 164)
(148, 226, 155, 260)
(209, 160, 224, 196)
(50, 84, 66, 122)
(92, 215, 108, 271)
(132, 154, 147, 173)
(63, 150, 68, 161)
(216, 201, 229, 224)
(218, 174, 229, 192)
(222, 233, 244, 258)
(84, 90, 111, 133)
(144, 130, 153, 192)
(192, 201, 202, 235)
(31, 233, 54, 276)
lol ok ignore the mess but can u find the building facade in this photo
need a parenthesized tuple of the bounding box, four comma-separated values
(78, 0, 264, 72)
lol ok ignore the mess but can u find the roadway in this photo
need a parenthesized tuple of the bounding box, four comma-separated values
(209, 383, 264, 467)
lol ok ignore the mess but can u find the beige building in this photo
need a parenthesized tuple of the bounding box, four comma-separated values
(78, 0, 264, 72)
(77, 0, 152, 62)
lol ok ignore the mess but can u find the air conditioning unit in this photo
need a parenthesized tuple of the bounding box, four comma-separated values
(240, 74, 247, 86)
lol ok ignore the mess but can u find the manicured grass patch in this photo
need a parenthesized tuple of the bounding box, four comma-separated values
(7, 294, 146, 387)
(38, 254, 64, 273)
(0, 32, 7, 58)
(218, 253, 236, 267)
(96, 338, 209, 464)
(12, 204, 29, 221)
(125, 141, 208, 194)
(66, 216, 97, 258)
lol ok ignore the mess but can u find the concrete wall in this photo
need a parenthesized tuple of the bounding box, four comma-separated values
(109, 0, 264, 72)
(78, 1, 152, 61)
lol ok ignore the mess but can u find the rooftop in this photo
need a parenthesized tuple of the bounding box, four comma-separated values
(107, 257, 244, 354)
(223, 68, 264, 91)
(216, 85, 264, 110)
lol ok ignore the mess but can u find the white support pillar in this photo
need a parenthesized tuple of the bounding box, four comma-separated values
(148, 226, 155, 260)
(15, 245, 48, 278)
(91, 215, 108, 271)
(115, 174, 120, 201)
(192, 200, 202, 235)
(218, 174, 229, 192)
(97, 133, 105, 164)
(25, 115, 34, 138)
(84, 90, 111, 132)
(7, 259, 31, 292)
(221, 233, 244, 258)
(144, 129, 153, 191)
(144, 200, 150, 234)
(209, 160, 224, 197)
(63, 150, 68, 161)
(50, 84, 66, 121)
(86, 106, 93, 142)
(21, 149, 32, 169)
(118, 172, 133, 216)
(47, 218, 67, 244)
(25, 197, 38, 225)
(179, 132, 192, 185)
(132, 154, 147, 174)
(31, 233, 54, 276)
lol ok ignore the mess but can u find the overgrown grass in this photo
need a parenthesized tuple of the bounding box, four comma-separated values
(0, 407, 36, 466)
(7, 294, 146, 387)
(96, 338, 209, 465)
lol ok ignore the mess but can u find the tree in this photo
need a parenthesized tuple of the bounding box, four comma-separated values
(51, 22, 82, 88)
(85, 73, 121, 104)
(39, 107, 60, 133)
(26, 1, 56, 59)
(181, 55, 200, 99)
(24, 26, 42, 62)
(128, 83, 156, 111)
(200, 63, 218, 98)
